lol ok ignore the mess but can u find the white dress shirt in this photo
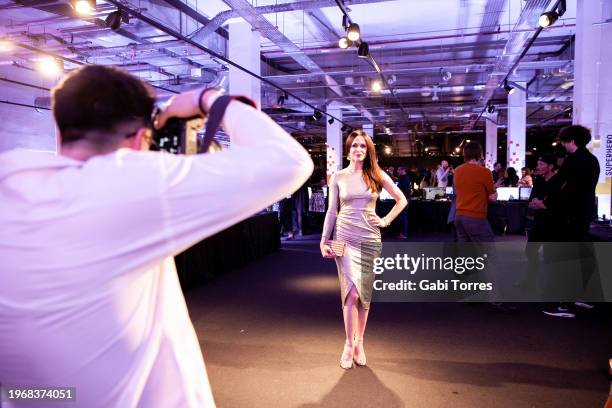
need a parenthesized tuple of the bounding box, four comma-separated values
(0, 101, 313, 407)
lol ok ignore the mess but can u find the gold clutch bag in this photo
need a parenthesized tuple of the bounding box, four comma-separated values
(329, 240, 346, 257)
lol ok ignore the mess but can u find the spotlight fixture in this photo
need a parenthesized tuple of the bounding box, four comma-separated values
(384, 146, 392, 155)
(341, 125, 348, 132)
(371, 80, 382, 93)
(455, 147, 461, 153)
(539, 0, 565, 28)
(328, 118, 334, 125)
(37, 58, 64, 76)
(504, 80, 515, 95)
(71, 0, 95, 15)
(0, 38, 13, 52)
(347, 23, 361, 42)
(440, 68, 452, 82)
(357, 42, 369, 58)
(486, 104, 496, 114)
(338, 36, 352, 49)
(105, 10, 123, 30)
(312, 110, 322, 120)
(538, 11, 558, 27)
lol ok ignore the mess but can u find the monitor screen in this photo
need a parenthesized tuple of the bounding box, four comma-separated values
(424, 187, 446, 200)
(379, 182, 398, 201)
(496, 187, 520, 201)
(445, 187, 454, 196)
(519, 187, 532, 201)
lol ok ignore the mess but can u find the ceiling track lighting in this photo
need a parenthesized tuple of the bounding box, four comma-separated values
(328, 118, 334, 125)
(371, 79, 382, 93)
(71, 0, 96, 16)
(357, 41, 369, 58)
(347, 23, 361, 42)
(341, 125, 348, 132)
(440, 68, 452, 82)
(342, 15, 350, 30)
(37, 58, 64, 76)
(0, 38, 14, 53)
(105, 9, 122, 30)
(539, 0, 566, 28)
(312, 110, 322, 120)
(486, 104, 496, 114)
(338, 36, 352, 49)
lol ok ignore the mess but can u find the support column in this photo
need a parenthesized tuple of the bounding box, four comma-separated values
(485, 113, 498, 170)
(326, 103, 343, 183)
(228, 22, 261, 107)
(507, 81, 527, 172)
(574, 0, 612, 218)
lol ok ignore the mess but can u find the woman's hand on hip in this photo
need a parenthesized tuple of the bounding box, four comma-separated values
(368, 215, 388, 228)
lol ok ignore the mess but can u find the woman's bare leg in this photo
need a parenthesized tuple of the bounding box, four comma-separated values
(342, 286, 360, 343)
(356, 303, 369, 338)
(340, 286, 359, 368)
(354, 302, 370, 365)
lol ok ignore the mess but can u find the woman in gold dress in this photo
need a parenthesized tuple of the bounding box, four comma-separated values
(320, 130, 407, 369)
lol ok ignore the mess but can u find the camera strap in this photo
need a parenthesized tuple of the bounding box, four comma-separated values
(201, 95, 257, 152)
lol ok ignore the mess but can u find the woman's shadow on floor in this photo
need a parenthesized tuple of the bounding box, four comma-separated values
(299, 366, 404, 408)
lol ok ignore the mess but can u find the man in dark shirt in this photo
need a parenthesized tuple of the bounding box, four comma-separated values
(531, 125, 600, 241)
(527, 154, 560, 242)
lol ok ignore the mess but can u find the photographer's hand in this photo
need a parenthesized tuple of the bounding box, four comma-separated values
(154, 88, 223, 129)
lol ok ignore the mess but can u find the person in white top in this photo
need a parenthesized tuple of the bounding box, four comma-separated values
(0, 65, 313, 407)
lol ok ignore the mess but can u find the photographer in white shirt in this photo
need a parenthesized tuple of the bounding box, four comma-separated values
(0, 65, 313, 407)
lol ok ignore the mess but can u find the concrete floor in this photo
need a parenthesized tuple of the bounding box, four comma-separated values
(185, 236, 611, 408)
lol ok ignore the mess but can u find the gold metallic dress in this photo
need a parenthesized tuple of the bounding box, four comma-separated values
(322, 169, 381, 309)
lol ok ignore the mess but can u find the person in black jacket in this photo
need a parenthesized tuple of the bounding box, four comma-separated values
(531, 125, 600, 241)
(530, 125, 601, 317)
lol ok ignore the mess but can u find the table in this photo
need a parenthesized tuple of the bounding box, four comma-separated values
(376, 199, 528, 235)
(174, 212, 280, 289)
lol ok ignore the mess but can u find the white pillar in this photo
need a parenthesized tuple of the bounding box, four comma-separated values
(507, 81, 527, 172)
(573, 0, 612, 218)
(362, 123, 374, 139)
(228, 22, 261, 107)
(326, 103, 343, 184)
(485, 113, 498, 170)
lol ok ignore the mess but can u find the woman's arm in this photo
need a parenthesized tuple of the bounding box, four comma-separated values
(373, 172, 408, 227)
(320, 174, 339, 257)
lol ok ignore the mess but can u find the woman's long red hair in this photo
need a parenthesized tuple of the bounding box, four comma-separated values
(345, 130, 384, 193)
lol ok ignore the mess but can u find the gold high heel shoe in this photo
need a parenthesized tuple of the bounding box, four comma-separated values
(339, 340, 354, 369)
(353, 336, 366, 366)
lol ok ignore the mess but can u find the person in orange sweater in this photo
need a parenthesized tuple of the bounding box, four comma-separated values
(453, 141, 497, 242)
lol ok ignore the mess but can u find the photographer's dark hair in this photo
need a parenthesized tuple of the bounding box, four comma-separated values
(463, 141, 483, 162)
(52, 65, 156, 148)
(559, 125, 591, 148)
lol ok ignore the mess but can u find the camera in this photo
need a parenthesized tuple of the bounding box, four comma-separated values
(151, 116, 204, 155)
